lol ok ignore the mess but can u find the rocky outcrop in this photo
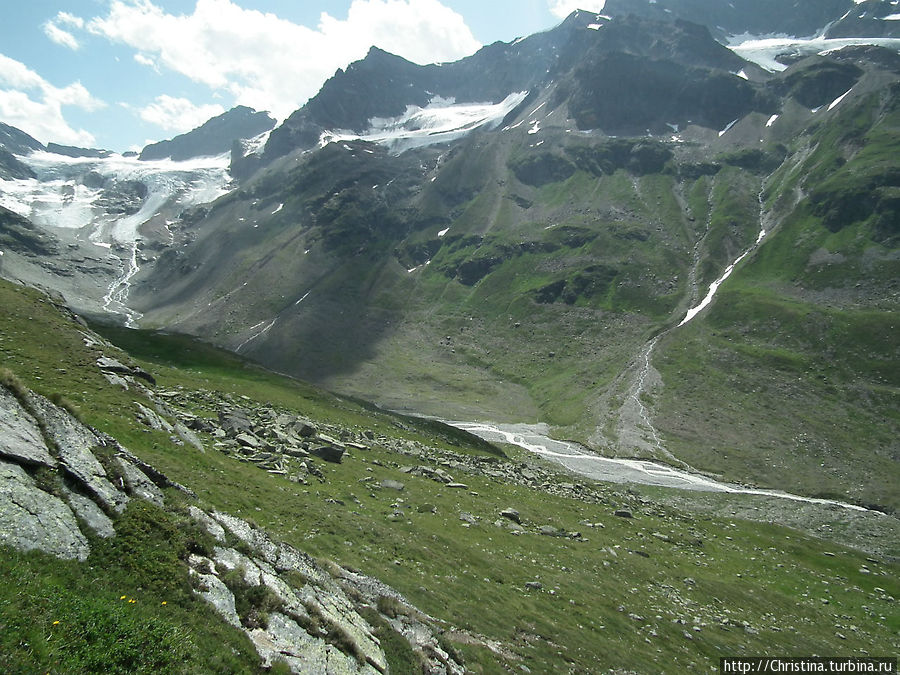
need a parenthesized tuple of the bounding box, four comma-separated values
(46, 142, 112, 159)
(28, 391, 130, 513)
(187, 510, 389, 674)
(0, 147, 35, 180)
(0, 459, 90, 561)
(0, 386, 56, 467)
(1, 383, 145, 551)
(0, 372, 465, 674)
(0, 206, 60, 257)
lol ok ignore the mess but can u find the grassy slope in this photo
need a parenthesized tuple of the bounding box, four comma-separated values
(653, 89, 900, 513)
(2, 278, 897, 673)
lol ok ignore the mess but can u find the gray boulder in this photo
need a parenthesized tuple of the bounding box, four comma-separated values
(312, 445, 344, 464)
(64, 488, 115, 538)
(219, 408, 253, 436)
(0, 386, 56, 468)
(114, 456, 165, 505)
(135, 402, 174, 432)
(0, 460, 90, 561)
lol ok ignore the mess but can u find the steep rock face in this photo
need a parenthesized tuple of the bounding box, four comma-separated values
(0, 121, 44, 155)
(827, 0, 900, 38)
(772, 57, 865, 108)
(601, 0, 872, 39)
(0, 206, 60, 256)
(0, 147, 36, 180)
(140, 106, 276, 161)
(568, 52, 770, 134)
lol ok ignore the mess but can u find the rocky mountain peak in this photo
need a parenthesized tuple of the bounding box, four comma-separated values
(139, 105, 276, 162)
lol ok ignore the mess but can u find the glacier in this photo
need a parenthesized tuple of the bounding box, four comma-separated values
(320, 92, 530, 153)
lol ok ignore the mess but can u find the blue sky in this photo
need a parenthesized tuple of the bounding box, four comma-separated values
(0, 0, 605, 152)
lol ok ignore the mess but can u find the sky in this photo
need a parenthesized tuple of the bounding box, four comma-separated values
(0, 0, 606, 153)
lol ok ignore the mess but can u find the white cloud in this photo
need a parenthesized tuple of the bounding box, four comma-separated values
(133, 53, 160, 72)
(43, 11, 87, 50)
(86, 0, 481, 120)
(548, 0, 607, 18)
(0, 53, 103, 146)
(44, 22, 80, 50)
(136, 94, 225, 132)
(56, 12, 85, 29)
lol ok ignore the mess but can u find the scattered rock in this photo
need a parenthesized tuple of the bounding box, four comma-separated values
(135, 402, 174, 432)
(500, 508, 521, 524)
(379, 479, 405, 491)
(525, 581, 543, 590)
(614, 509, 633, 519)
(219, 408, 254, 436)
(96, 356, 155, 385)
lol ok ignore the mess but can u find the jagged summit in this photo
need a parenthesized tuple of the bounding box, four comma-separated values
(599, 0, 900, 39)
(0, 122, 44, 155)
(139, 105, 276, 162)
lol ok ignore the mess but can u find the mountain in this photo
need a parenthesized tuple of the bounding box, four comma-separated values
(123, 11, 900, 515)
(139, 105, 276, 162)
(1, 6, 899, 673)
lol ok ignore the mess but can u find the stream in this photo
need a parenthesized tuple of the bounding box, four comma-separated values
(448, 421, 878, 514)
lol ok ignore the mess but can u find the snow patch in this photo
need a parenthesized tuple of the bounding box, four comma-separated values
(718, 119, 739, 137)
(237, 129, 271, 157)
(828, 88, 853, 111)
(735, 69, 749, 80)
(321, 92, 529, 153)
(437, 227, 450, 237)
(271, 203, 284, 215)
(766, 114, 779, 127)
